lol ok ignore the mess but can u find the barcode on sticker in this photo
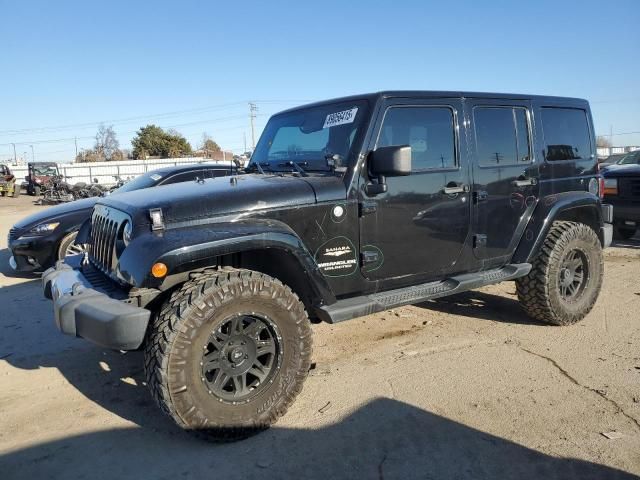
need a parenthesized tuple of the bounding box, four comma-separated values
(323, 107, 358, 129)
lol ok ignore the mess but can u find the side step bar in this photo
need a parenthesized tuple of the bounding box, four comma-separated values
(315, 263, 531, 324)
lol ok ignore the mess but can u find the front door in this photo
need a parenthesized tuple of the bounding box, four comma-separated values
(466, 99, 539, 263)
(359, 98, 471, 282)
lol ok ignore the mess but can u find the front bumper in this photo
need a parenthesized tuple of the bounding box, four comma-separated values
(42, 259, 150, 350)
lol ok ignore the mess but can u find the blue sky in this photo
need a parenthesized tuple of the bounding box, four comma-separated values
(1, 0, 639, 163)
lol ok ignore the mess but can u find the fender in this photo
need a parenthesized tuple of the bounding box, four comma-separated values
(115, 218, 336, 305)
(512, 191, 603, 264)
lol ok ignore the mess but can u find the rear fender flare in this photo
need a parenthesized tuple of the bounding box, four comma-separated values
(512, 191, 603, 263)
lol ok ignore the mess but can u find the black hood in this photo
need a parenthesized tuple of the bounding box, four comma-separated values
(13, 197, 98, 230)
(602, 164, 640, 178)
(100, 174, 346, 225)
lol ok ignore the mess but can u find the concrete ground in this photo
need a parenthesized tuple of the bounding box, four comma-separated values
(0, 195, 639, 479)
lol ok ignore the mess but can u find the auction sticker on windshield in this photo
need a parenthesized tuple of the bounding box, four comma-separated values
(323, 107, 358, 129)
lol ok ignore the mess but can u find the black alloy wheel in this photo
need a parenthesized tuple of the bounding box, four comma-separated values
(201, 313, 282, 402)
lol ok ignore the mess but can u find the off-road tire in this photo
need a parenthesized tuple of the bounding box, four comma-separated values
(144, 268, 313, 441)
(516, 221, 603, 325)
(614, 225, 636, 241)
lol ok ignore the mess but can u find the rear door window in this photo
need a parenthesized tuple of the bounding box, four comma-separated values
(541, 107, 592, 161)
(473, 107, 531, 166)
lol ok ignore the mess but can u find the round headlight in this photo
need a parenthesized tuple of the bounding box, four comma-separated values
(122, 221, 132, 246)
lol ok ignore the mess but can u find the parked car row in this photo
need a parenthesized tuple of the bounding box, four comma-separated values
(8, 163, 234, 272)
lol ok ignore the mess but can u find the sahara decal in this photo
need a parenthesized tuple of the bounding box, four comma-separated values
(314, 236, 358, 277)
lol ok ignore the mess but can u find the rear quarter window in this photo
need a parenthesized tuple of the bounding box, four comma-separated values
(541, 107, 592, 161)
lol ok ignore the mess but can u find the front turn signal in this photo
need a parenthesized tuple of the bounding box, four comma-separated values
(151, 262, 168, 278)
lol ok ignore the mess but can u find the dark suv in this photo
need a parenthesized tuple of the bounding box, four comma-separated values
(603, 163, 640, 239)
(42, 91, 612, 441)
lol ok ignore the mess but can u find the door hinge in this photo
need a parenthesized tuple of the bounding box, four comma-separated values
(473, 234, 487, 249)
(360, 251, 379, 265)
(473, 191, 489, 203)
(359, 201, 377, 217)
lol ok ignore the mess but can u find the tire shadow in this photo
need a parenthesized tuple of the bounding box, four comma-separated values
(2, 397, 635, 480)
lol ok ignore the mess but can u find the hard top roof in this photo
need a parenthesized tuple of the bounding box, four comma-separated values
(276, 91, 589, 115)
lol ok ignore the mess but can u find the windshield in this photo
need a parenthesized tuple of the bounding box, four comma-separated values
(250, 100, 369, 172)
(32, 165, 58, 176)
(617, 151, 640, 165)
(112, 172, 160, 194)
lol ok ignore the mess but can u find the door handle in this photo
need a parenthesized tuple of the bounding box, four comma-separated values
(443, 184, 469, 195)
(512, 177, 537, 187)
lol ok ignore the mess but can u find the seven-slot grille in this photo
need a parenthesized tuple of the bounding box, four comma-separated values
(619, 177, 640, 200)
(88, 205, 128, 275)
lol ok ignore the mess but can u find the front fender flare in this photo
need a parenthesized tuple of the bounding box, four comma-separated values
(116, 219, 336, 305)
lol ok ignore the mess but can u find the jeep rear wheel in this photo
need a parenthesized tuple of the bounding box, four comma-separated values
(516, 221, 603, 325)
(144, 268, 312, 441)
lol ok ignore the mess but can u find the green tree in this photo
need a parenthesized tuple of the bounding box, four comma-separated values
(131, 125, 192, 159)
(201, 133, 221, 156)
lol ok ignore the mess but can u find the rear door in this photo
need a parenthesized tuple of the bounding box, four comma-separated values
(467, 99, 539, 263)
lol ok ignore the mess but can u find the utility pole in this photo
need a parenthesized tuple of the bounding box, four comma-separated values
(249, 102, 257, 151)
(74, 137, 78, 159)
(609, 125, 613, 148)
(10, 143, 16, 164)
(30, 145, 35, 162)
(243, 132, 247, 153)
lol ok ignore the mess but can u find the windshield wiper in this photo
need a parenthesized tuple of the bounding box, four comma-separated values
(280, 161, 309, 177)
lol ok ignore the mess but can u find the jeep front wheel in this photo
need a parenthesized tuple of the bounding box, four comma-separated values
(144, 268, 312, 441)
(516, 221, 603, 325)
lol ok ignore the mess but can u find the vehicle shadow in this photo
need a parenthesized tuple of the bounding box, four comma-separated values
(2, 397, 635, 480)
(417, 289, 540, 325)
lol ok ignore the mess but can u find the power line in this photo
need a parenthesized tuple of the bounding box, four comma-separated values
(0, 101, 249, 136)
(0, 99, 307, 137)
(596, 130, 640, 137)
(0, 113, 268, 147)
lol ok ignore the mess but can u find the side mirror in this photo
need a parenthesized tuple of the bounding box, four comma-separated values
(370, 145, 412, 176)
(366, 145, 411, 195)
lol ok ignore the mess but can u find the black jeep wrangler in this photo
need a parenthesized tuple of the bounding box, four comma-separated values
(42, 91, 613, 440)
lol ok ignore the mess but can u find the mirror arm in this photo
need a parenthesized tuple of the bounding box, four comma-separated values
(365, 174, 388, 196)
